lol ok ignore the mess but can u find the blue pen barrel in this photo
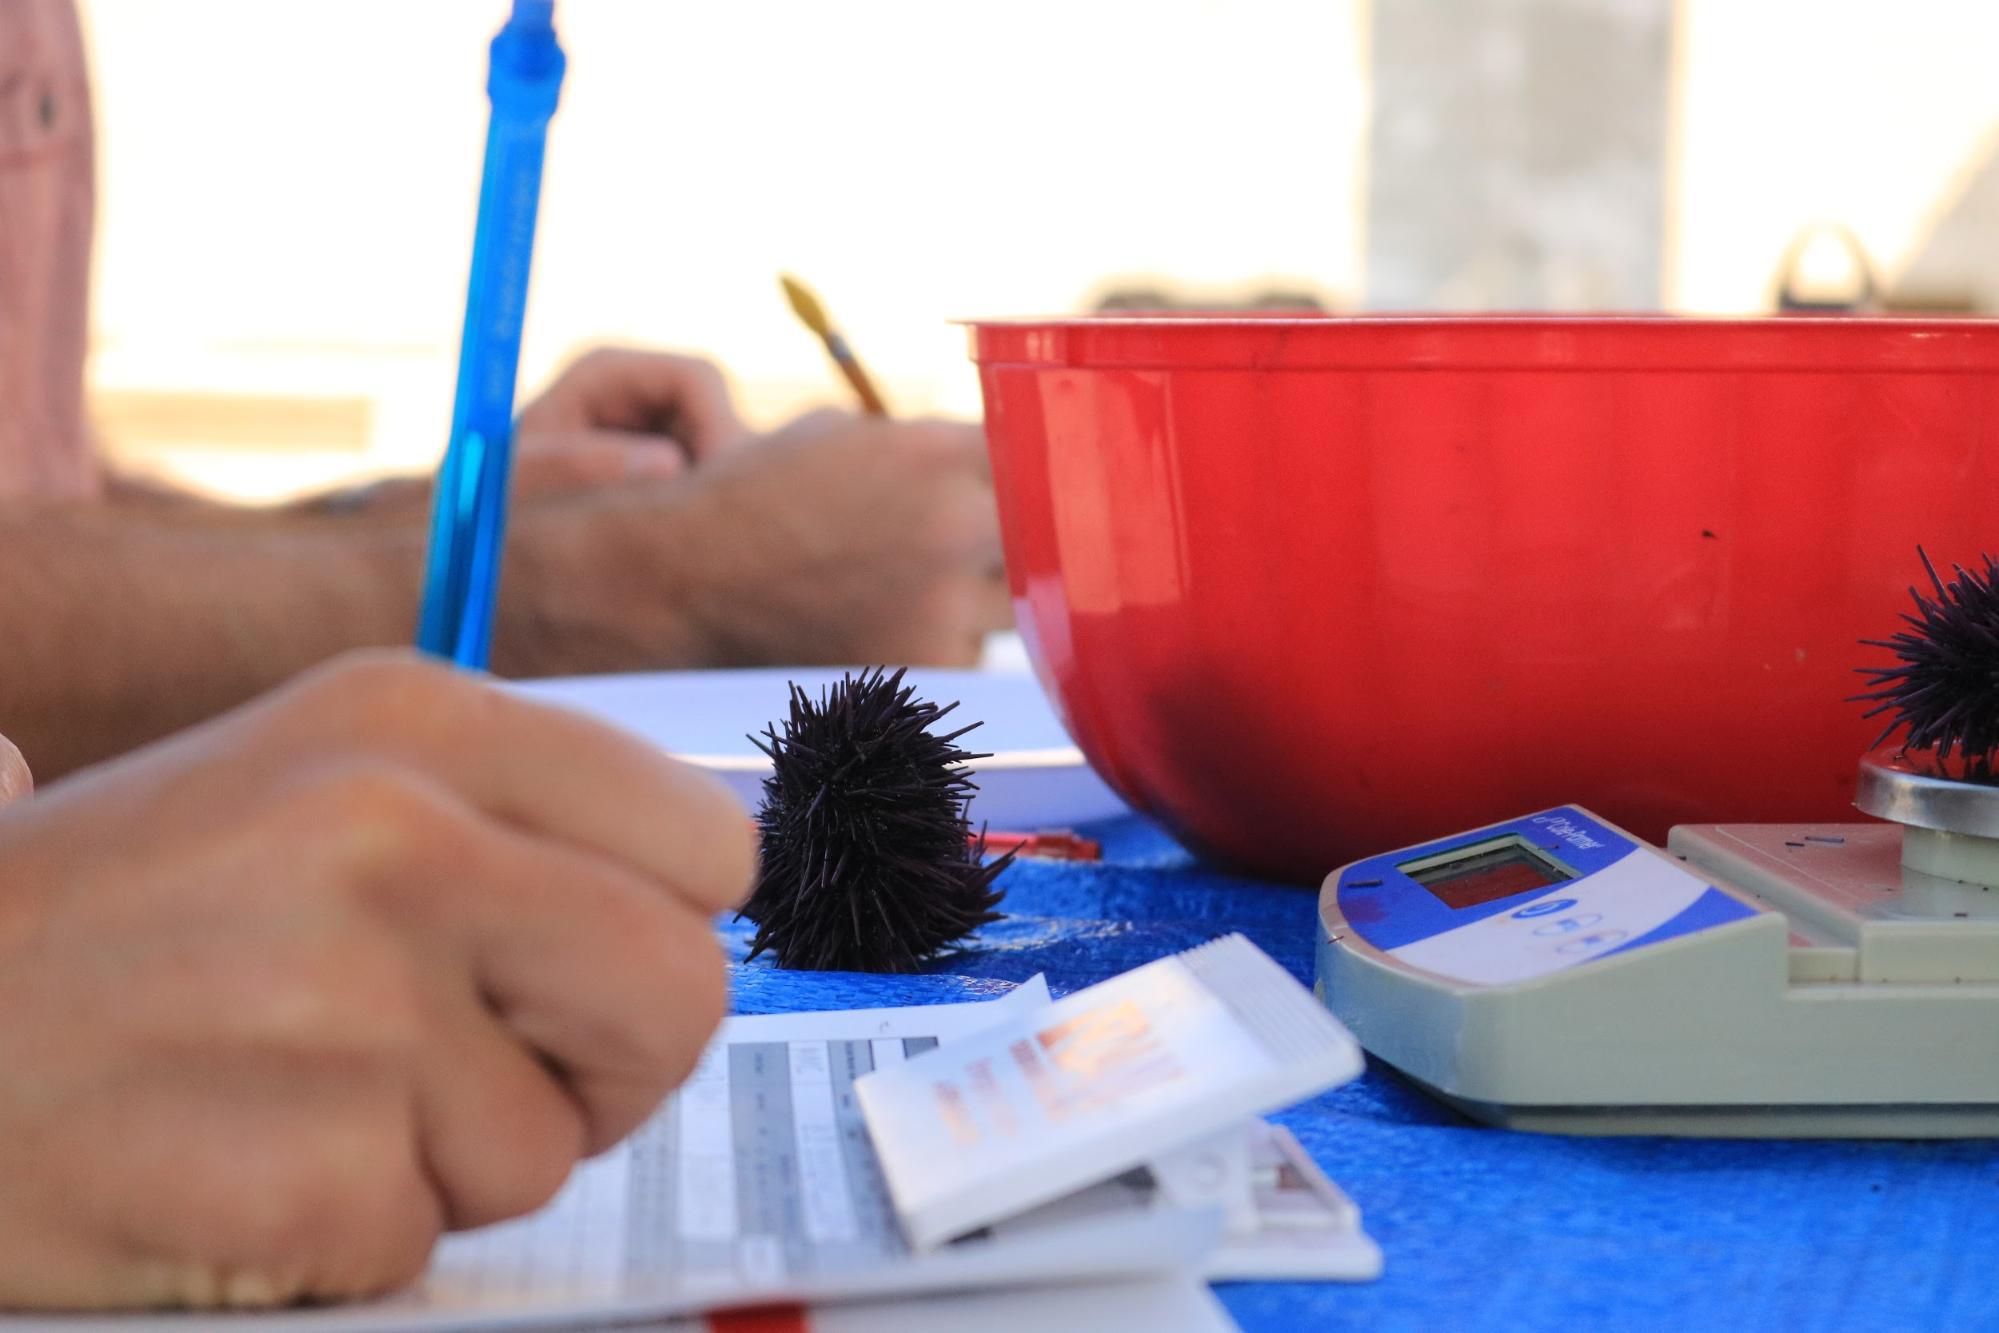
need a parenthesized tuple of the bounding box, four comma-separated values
(417, 3, 566, 667)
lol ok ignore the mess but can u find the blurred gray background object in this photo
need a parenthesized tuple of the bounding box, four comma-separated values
(1367, 0, 1672, 310)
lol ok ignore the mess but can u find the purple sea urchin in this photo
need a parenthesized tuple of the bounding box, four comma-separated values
(739, 669, 1010, 971)
(1855, 548, 1999, 782)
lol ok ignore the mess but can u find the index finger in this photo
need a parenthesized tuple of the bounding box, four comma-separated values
(257, 655, 757, 916)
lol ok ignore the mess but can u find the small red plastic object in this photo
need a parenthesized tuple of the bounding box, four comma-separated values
(982, 829, 1104, 862)
(744, 820, 1102, 863)
(967, 315, 1999, 884)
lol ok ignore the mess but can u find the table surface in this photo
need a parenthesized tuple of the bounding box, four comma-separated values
(721, 815, 1999, 1333)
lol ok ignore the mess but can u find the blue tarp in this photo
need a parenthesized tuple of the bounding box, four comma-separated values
(723, 816, 1999, 1333)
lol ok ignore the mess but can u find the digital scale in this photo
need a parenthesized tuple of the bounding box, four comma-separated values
(1315, 751, 1999, 1136)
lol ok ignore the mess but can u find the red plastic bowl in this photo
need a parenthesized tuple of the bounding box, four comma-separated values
(969, 316, 1999, 884)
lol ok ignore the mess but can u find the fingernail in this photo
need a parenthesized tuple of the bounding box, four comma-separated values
(0, 739, 31, 807)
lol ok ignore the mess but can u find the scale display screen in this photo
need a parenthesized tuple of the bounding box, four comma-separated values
(1401, 836, 1575, 911)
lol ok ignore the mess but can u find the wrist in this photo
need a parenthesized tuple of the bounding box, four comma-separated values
(492, 490, 709, 677)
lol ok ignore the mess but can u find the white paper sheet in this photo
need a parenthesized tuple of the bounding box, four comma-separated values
(32, 979, 1217, 1333)
(510, 668, 1129, 830)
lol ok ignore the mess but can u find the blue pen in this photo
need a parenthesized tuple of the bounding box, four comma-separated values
(416, 0, 566, 668)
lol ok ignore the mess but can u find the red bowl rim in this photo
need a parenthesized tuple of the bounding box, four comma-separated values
(961, 314, 1999, 372)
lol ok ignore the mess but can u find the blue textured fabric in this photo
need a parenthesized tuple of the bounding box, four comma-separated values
(722, 816, 1999, 1333)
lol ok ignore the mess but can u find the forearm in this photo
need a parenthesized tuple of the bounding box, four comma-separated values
(102, 469, 433, 523)
(2, 455, 834, 777)
(0, 504, 422, 778)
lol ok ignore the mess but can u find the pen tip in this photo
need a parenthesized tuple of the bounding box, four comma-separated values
(780, 273, 831, 337)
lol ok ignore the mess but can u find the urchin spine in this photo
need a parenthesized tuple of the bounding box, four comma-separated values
(1856, 548, 1999, 782)
(739, 669, 1010, 972)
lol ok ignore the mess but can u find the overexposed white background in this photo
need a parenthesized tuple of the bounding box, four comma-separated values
(76, 0, 1999, 497)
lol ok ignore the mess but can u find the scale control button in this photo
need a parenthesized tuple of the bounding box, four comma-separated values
(1557, 930, 1628, 955)
(1533, 913, 1603, 936)
(1512, 898, 1577, 920)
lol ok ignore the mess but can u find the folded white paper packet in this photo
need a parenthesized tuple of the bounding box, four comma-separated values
(855, 933, 1374, 1278)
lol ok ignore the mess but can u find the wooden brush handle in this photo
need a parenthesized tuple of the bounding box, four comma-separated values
(824, 332, 889, 416)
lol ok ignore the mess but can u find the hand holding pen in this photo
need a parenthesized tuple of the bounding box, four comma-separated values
(414, 5, 1009, 675)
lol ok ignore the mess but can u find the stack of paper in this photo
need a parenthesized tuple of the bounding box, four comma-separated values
(47, 939, 1376, 1333)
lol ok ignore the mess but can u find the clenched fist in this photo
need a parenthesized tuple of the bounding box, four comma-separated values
(0, 653, 754, 1310)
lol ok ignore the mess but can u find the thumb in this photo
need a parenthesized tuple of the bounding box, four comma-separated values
(0, 734, 32, 807)
(510, 433, 689, 497)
